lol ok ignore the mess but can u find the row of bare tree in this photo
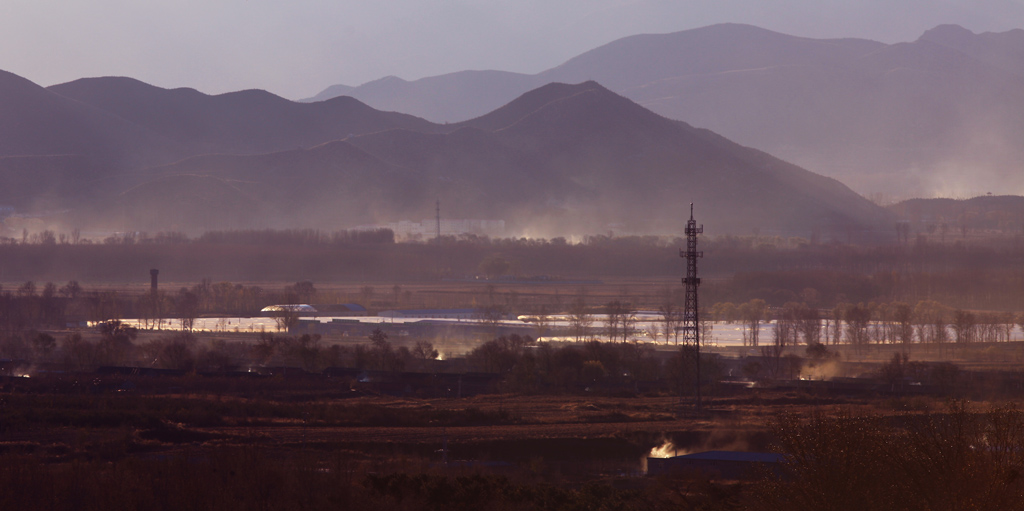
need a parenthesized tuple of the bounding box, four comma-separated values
(706, 298, 1024, 349)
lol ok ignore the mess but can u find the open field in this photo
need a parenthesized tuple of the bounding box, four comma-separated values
(3, 239, 1024, 507)
(0, 380, 941, 469)
(4, 338, 1024, 510)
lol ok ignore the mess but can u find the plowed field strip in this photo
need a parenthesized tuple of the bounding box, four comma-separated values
(204, 419, 705, 444)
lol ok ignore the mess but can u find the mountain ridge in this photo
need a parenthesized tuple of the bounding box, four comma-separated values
(3, 67, 893, 239)
(48, 76, 443, 159)
(303, 23, 1024, 197)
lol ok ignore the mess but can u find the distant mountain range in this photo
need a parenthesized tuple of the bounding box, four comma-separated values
(304, 23, 1024, 198)
(0, 70, 440, 212)
(48, 76, 441, 158)
(0, 70, 891, 239)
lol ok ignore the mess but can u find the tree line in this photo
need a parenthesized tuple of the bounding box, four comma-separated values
(705, 298, 1024, 349)
(1, 228, 1023, 289)
(2, 317, 721, 398)
(0, 278, 337, 337)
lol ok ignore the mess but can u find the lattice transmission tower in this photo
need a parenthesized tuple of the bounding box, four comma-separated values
(680, 203, 703, 411)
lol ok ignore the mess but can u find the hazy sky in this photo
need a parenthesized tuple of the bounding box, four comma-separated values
(3, 0, 1024, 99)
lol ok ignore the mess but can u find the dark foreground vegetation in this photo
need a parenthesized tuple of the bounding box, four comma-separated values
(2, 376, 1024, 510)
(0, 304, 1023, 510)
(0, 454, 670, 511)
(758, 403, 1024, 511)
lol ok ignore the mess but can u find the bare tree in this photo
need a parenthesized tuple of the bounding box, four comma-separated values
(798, 304, 822, 346)
(529, 303, 552, 339)
(176, 288, 200, 332)
(892, 302, 915, 348)
(776, 302, 803, 348)
(699, 306, 713, 346)
(289, 280, 316, 304)
(1001, 312, 1016, 342)
(369, 328, 404, 373)
(603, 301, 620, 342)
(843, 303, 872, 353)
(659, 301, 679, 345)
(710, 301, 737, 323)
(953, 309, 977, 344)
(830, 304, 845, 345)
(621, 306, 639, 343)
(59, 280, 82, 299)
(412, 341, 438, 360)
(740, 299, 767, 347)
(567, 294, 592, 342)
(604, 300, 631, 342)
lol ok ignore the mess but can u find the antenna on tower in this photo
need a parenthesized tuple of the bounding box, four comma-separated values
(436, 200, 441, 240)
(680, 202, 704, 412)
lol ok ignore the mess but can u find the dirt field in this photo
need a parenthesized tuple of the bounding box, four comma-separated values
(0, 377, 935, 468)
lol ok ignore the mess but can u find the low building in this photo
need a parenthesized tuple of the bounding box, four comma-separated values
(260, 304, 318, 317)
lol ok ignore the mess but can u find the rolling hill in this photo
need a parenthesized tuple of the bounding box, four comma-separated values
(0, 70, 181, 168)
(113, 81, 892, 238)
(47, 76, 442, 158)
(0, 65, 895, 239)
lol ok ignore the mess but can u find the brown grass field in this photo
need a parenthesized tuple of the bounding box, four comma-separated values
(4, 273, 1024, 508)
(2, 362, 1023, 510)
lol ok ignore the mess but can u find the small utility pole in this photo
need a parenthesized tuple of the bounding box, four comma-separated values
(680, 203, 704, 411)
